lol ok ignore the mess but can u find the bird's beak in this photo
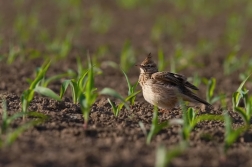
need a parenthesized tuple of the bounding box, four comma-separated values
(138, 65, 145, 73)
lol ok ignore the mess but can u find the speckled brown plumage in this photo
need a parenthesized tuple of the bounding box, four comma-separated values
(137, 53, 211, 110)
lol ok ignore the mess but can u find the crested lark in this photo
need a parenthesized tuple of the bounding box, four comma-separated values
(137, 53, 211, 111)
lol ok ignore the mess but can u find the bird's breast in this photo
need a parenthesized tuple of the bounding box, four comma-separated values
(142, 84, 158, 105)
(142, 80, 179, 109)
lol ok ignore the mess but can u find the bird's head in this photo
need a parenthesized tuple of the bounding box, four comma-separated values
(136, 53, 158, 74)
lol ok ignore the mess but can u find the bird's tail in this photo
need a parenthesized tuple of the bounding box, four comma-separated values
(182, 89, 213, 108)
(189, 93, 212, 106)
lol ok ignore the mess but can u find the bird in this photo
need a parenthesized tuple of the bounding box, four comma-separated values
(137, 53, 211, 111)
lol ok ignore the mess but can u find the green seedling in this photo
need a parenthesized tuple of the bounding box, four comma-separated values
(60, 56, 91, 103)
(196, 38, 215, 56)
(190, 1, 217, 17)
(90, 45, 110, 75)
(145, 103, 222, 144)
(116, 0, 155, 9)
(223, 48, 239, 75)
(170, 44, 197, 73)
(76, 54, 102, 77)
(0, 99, 48, 147)
(138, 121, 147, 136)
(21, 61, 61, 116)
(151, 16, 166, 42)
(232, 73, 252, 109)
(235, 96, 252, 123)
(122, 70, 140, 105)
(76, 56, 88, 79)
(38, 69, 76, 88)
(100, 88, 130, 117)
(60, 69, 88, 104)
(246, 1, 252, 18)
(225, 14, 244, 47)
(94, 45, 109, 58)
(80, 57, 97, 127)
(146, 106, 169, 144)
(26, 60, 76, 88)
(100, 87, 139, 117)
(56, 0, 82, 9)
(7, 45, 22, 64)
(223, 46, 248, 76)
(204, 77, 216, 103)
(60, 56, 97, 127)
(180, 102, 223, 141)
(13, 11, 40, 43)
(224, 112, 246, 153)
(89, 5, 113, 34)
(116, 0, 152, 9)
(6, 44, 43, 65)
(36, 28, 50, 43)
(60, 55, 102, 104)
(232, 74, 252, 128)
(203, 77, 225, 104)
(99, 60, 119, 69)
(99, 70, 140, 117)
(151, 15, 185, 42)
(54, 0, 83, 35)
(239, 58, 252, 81)
(188, 73, 201, 87)
(56, 14, 82, 38)
(181, 106, 194, 141)
(157, 47, 167, 71)
(233, 89, 252, 128)
(155, 142, 187, 167)
(151, 14, 196, 43)
(46, 34, 73, 59)
(120, 40, 135, 73)
(116, 0, 138, 9)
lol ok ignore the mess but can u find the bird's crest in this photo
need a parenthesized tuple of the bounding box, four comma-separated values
(141, 53, 156, 66)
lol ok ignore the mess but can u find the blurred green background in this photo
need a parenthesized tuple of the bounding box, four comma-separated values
(1, 0, 252, 81)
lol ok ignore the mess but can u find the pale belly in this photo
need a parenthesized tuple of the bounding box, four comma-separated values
(142, 84, 178, 109)
(142, 84, 158, 105)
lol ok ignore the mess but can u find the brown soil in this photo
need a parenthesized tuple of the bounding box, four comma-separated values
(1, 0, 252, 167)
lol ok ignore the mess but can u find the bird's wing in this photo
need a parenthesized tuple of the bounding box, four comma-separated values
(151, 72, 199, 90)
(152, 72, 212, 107)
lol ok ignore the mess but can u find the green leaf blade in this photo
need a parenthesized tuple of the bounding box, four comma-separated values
(60, 80, 71, 99)
(34, 86, 61, 101)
